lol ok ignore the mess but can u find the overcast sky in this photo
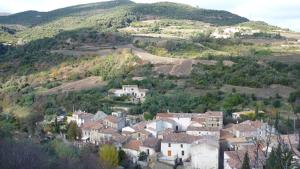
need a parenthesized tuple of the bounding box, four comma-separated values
(0, 0, 299, 31)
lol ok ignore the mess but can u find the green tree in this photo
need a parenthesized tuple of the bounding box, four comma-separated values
(138, 151, 148, 161)
(241, 151, 250, 169)
(255, 104, 259, 120)
(99, 144, 119, 168)
(118, 149, 126, 165)
(66, 121, 81, 141)
(266, 143, 293, 169)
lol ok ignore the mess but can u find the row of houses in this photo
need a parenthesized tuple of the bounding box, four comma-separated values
(67, 109, 299, 169)
(67, 111, 223, 168)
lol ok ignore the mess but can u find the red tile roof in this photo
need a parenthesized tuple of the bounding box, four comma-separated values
(123, 140, 142, 151)
(162, 132, 202, 144)
(81, 120, 103, 130)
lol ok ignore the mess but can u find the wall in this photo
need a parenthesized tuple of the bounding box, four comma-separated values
(161, 142, 191, 161)
(191, 142, 219, 169)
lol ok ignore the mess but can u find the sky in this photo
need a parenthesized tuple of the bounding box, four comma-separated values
(0, 0, 299, 31)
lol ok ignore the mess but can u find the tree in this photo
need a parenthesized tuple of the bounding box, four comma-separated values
(255, 103, 259, 120)
(274, 111, 280, 132)
(266, 143, 293, 169)
(66, 122, 81, 141)
(241, 151, 250, 169)
(99, 144, 119, 169)
(138, 151, 148, 161)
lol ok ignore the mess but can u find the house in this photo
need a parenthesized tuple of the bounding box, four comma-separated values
(190, 137, 219, 169)
(123, 140, 142, 163)
(67, 110, 94, 126)
(103, 115, 126, 131)
(145, 119, 176, 137)
(90, 127, 129, 148)
(81, 120, 104, 142)
(139, 137, 161, 156)
(160, 132, 202, 164)
(109, 85, 148, 103)
(224, 145, 266, 169)
(156, 113, 193, 131)
(227, 120, 271, 139)
(187, 126, 220, 139)
(156, 111, 223, 131)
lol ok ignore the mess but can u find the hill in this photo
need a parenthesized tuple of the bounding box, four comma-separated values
(0, 0, 248, 27)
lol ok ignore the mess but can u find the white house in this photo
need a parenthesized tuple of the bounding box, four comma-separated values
(67, 110, 94, 126)
(228, 120, 271, 139)
(160, 132, 202, 164)
(187, 126, 220, 139)
(109, 85, 148, 103)
(190, 137, 219, 169)
(156, 111, 223, 132)
(145, 119, 176, 137)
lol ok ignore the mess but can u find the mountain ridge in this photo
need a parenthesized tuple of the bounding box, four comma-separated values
(0, 0, 248, 27)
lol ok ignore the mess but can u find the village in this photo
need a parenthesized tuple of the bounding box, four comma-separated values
(53, 85, 300, 169)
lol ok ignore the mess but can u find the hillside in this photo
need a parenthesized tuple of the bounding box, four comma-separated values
(0, 0, 299, 147)
(0, 1, 247, 28)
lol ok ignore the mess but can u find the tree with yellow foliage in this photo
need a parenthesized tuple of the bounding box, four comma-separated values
(99, 144, 119, 169)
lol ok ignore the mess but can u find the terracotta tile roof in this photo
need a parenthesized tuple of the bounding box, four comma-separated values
(137, 129, 152, 136)
(220, 129, 235, 140)
(132, 121, 149, 131)
(81, 120, 103, 130)
(104, 115, 119, 123)
(142, 137, 160, 149)
(162, 132, 202, 144)
(187, 126, 220, 132)
(111, 133, 130, 144)
(123, 139, 142, 151)
(204, 111, 223, 117)
(99, 127, 118, 134)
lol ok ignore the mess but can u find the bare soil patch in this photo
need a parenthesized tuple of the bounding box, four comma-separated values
(42, 76, 106, 95)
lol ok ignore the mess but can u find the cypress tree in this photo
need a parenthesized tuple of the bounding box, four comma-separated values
(241, 151, 250, 169)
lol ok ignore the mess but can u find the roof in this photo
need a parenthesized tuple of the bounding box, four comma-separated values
(132, 121, 149, 131)
(73, 110, 94, 120)
(123, 85, 138, 88)
(156, 113, 195, 119)
(162, 132, 202, 144)
(81, 120, 103, 130)
(98, 127, 118, 134)
(204, 111, 223, 117)
(123, 139, 142, 151)
(225, 145, 266, 169)
(156, 111, 223, 119)
(104, 115, 119, 124)
(92, 111, 107, 121)
(142, 137, 160, 148)
(187, 126, 220, 132)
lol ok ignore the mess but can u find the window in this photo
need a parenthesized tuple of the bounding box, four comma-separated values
(181, 151, 184, 156)
(168, 143, 171, 147)
(181, 144, 183, 148)
(168, 150, 172, 156)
